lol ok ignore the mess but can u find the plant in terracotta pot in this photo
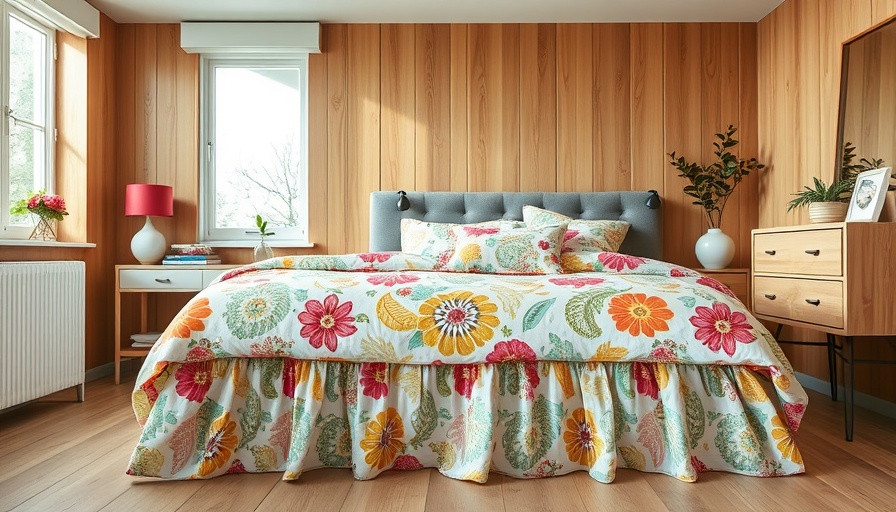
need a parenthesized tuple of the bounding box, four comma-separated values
(668, 124, 765, 270)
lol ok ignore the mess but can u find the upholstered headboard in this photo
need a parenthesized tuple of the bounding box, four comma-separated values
(369, 191, 663, 260)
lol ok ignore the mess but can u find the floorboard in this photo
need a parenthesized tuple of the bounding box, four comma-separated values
(2, 377, 896, 511)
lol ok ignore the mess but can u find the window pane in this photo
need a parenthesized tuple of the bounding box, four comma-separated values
(9, 16, 46, 125)
(8, 124, 45, 225)
(213, 66, 303, 230)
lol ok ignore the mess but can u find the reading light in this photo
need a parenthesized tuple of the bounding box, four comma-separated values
(397, 190, 410, 211)
(646, 190, 661, 209)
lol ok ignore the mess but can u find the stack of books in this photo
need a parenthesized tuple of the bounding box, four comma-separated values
(163, 244, 221, 265)
(130, 332, 161, 348)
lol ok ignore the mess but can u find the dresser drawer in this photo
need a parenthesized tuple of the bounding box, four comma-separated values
(753, 276, 844, 328)
(753, 228, 842, 276)
(119, 269, 203, 291)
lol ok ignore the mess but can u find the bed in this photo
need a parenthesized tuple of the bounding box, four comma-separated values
(127, 191, 807, 483)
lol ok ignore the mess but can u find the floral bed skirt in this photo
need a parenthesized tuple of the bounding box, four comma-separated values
(128, 358, 804, 481)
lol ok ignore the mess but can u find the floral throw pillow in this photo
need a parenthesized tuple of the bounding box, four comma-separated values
(522, 205, 630, 254)
(445, 223, 568, 274)
(400, 218, 523, 269)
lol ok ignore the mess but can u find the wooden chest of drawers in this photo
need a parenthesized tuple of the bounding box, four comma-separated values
(751, 222, 896, 336)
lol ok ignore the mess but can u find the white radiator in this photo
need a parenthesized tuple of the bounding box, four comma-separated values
(0, 261, 85, 409)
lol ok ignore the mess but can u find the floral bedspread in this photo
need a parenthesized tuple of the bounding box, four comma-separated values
(130, 252, 807, 481)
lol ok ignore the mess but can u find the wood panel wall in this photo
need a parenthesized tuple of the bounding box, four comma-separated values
(113, 23, 760, 269)
(758, 0, 896, 402)
(0, 15, 119, 371)
(323, 23, 760, 267)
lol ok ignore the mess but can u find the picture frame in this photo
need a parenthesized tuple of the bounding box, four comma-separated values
(846, 167, 891, 222)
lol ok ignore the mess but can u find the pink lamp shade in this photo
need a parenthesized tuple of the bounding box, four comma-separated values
(125, 184, 173, 217)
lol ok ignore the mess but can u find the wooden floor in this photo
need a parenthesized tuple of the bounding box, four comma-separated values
(2, 378, 896, 512)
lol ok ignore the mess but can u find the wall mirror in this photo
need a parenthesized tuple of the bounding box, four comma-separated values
(837, 17, 896, 221)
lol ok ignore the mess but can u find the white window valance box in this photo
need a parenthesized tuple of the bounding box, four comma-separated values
(6, 0, 99, 38)
(180, 22, 321, 54)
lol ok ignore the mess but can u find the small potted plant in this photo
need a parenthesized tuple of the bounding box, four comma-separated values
(668, 124, 765, 269)
(785, 177, 853, 223)
(253, 214, 275, 262)
(787, 143, 888, 223)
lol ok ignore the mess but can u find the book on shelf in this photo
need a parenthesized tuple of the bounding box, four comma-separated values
(169, 244, 214, 256)
(162, 258, 222, 265)
(130, 332, 161, 347)
(163, 254, 219, 261)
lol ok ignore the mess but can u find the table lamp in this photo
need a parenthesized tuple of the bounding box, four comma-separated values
(125, 184, 173, 264)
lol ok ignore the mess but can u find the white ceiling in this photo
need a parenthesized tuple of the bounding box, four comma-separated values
(87, 0, 784, 24)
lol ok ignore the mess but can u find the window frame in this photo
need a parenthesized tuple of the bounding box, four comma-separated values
(0, 3, 55, 239)
(198, 54, 310, 245)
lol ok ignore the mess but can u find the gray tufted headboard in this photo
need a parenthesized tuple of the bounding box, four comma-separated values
(369, 191, 663, 260)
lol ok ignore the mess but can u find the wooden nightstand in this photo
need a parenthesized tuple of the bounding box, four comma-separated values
(114, 264, 239, 384)
(752, 222, 896, 440)
(696, 268, 751, 311)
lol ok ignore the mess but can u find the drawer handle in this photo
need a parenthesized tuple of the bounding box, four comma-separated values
(804, 249, 820, 256)
(764, 294, 776, 300)
(154, 278, 172, 284)
(805, 299, 821, 306)
(764, 250, 776, 255)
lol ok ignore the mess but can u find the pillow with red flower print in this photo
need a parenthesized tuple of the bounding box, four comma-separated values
(400, 218, 523, 269)
(522, 205, 630, 254)
(445, 223, 568, 274)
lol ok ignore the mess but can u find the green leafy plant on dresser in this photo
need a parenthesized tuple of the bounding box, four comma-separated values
(667, 124, 765, 270)
(787, 142, 889, 223)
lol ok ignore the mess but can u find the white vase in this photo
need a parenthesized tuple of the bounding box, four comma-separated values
(695, 228, 735, 270)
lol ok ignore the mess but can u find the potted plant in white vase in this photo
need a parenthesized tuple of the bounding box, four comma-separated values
(668, 125, 765, 270)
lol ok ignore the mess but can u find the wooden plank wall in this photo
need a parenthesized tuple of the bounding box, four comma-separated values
(318, 24, 758, 266)
(757, 0, 896, 402)
(114, 22, 760, 270)
(0, 15, 119, 370)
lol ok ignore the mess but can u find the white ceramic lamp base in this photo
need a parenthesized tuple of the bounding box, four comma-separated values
(131, 216, 166, 264)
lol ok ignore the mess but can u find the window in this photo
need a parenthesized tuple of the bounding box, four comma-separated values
(1, 4, 55, 239)
(200, 56, 309, 244)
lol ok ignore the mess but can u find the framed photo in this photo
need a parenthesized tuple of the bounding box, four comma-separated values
(846, 167, 891, 222)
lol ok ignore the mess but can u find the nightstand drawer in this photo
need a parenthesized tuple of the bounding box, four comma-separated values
(753, 228, 842, 276)
(753, 276, 843, 328)
(119, 269, 203, 291)
(202, 269, 228, 288)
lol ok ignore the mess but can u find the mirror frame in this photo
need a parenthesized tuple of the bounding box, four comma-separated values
(835, 15, 896, 184)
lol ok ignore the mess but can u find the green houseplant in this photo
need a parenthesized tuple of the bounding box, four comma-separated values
(787, 143, 888, 223)
(253, 214, 275, 262)
(786, 177, 853, 223)
(668, 124, 765, 269)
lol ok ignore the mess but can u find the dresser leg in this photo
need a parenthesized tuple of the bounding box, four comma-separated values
(843, 336, 855, 442)
(827, 333, 838, 401)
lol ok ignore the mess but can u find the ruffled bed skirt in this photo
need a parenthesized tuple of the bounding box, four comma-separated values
(128, 358, 804, 481)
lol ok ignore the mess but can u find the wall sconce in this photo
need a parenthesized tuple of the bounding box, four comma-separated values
(645, 190, 661, 209)
(397, 190, 410, 211)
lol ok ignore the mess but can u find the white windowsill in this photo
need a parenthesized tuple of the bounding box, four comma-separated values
(201, 241, 315, 249)
(0, 239, 96, 248)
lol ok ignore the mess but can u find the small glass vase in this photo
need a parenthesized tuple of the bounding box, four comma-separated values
(29, 216, 57, 241)
(253, 238, 274, 262)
